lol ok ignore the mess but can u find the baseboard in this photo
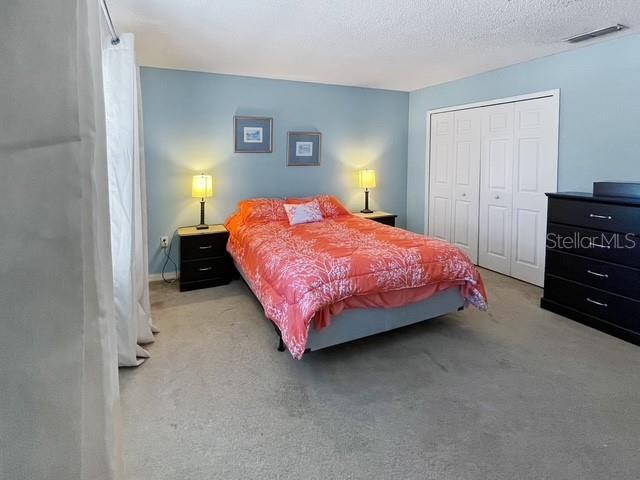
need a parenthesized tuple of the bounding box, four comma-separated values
(149, 271, 179, 282)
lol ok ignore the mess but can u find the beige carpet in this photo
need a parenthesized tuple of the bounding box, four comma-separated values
(120, 269, 640, 480)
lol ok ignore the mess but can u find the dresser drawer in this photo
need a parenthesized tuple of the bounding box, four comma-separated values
(544, 276, 640, 332)
(545, 250, 640, 300)
(180, 232, 229, 261)
(547, 223, 640, 267)
(548, 198, 640, 235)
(181, 257, 232, 283)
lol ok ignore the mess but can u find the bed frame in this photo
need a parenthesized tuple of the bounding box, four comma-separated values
(234, 262, 465, 353)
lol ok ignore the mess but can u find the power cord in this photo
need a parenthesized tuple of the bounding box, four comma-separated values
(161, 229, 179, 283)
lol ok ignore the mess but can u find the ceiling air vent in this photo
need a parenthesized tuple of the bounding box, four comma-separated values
(566, 24, 627, 43)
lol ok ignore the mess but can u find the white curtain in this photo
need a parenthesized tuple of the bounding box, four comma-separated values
(102, 33, 157, 367)
(0, 1, 120, 479)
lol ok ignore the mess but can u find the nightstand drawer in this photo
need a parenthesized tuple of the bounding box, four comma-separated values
(180, 231, 229, 260)
(181, 257, 232, 283)
(373, 216, 395, 227)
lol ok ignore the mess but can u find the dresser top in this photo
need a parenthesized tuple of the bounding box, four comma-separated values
(547, 192, 640, 206)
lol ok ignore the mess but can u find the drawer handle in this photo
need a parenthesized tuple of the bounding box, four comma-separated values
(589, 241, 610, 249)
(586, 297, 608, 308)
(589, 213, 612, 220)
(587, 269, 609, 278)
(199, 245, 213, 250)
(199, 267, 212, 272)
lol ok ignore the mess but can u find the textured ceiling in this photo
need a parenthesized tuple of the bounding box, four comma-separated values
(111, 0, 640, 91)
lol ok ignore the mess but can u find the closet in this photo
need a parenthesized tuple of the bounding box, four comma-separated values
(427, 93, 559, 287)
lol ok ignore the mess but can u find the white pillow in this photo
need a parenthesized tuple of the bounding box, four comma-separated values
(283, 200, 324, 225)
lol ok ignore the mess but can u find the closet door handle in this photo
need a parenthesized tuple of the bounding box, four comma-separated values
(494, 195, 501, 200)
(199, 245, 213, 250)
(587, 269, 608, 278)
(586, 297, 608, 308)
(589, 213, 612, 220)
(461, 193, 467, 197)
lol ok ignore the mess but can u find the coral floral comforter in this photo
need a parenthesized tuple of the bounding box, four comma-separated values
(226, 198, 487, 359)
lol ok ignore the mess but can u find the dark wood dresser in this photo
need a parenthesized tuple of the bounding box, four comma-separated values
(541, 192, 640, 345)
(178, 225, 233, 292)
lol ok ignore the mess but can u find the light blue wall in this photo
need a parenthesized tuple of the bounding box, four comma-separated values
(141, 68, 409, 274)
(407, 34, 640, 233)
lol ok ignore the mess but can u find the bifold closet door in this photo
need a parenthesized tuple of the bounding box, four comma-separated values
(509, 97, 558, 286)
(478, 103, 514, 275)
(428, 110, 480, 263)
(478, 97, 558, 286)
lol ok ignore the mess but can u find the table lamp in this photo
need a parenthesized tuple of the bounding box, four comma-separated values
(192, 174, 213, 229)
(358, 169, 376, 213)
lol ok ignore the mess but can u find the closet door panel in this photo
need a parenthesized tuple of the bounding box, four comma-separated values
(479, 104, 514, 275)
(450, 110, 481, 263)
(453, 199, 471, 247)
(487, 205, 509, 259)
(431, 196, 450, 239)
(428, 112, 454, 241)
(510, 96, 558, 286)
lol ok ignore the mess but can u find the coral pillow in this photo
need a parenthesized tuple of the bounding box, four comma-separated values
(283, 200, 324, 225)
(314, 195, 351, 218)
(238, 198, 287, 224)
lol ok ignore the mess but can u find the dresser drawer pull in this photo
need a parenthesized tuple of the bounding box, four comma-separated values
(589, 213, 612, 220)
(198, 267, 213, 272)
(589, 241, 610, 249)
(586, 270, 609, 278)
(586, 297, 608, 308)
(199, 245, 213, 250)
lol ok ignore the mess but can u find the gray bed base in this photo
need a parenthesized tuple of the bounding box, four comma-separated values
(234, 261, 465, 353)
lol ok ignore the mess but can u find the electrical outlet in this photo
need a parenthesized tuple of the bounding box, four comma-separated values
(160, 236, 169, 249)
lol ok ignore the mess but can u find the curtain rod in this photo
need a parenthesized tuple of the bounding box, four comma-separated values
(100, 0, 120, 45)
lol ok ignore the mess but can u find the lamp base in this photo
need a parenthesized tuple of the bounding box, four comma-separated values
(196, 201, 208, 229)
(361, 189, 373, 214)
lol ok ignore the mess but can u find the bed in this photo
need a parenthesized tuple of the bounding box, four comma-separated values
(226, 196, 487, 359)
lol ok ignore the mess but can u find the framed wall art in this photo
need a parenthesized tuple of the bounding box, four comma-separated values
(234, 116, 273, 153)
(287, 131, 321, 166)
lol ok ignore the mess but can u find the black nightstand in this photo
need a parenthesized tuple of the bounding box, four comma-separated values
(352, 211, 398, 227)
(178, 225, 233, 292)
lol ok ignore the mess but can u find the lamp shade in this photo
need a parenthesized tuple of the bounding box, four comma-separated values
(358, 169, 377, 189)
(192, 174, 213, 199)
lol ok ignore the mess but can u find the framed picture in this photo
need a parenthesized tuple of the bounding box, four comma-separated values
(287, 131, 322, 166)
(234, 116, 273, 153)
